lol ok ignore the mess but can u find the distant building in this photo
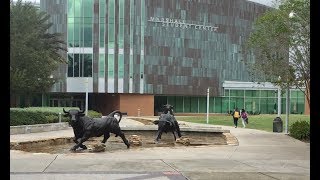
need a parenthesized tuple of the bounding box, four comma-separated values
(18, 0, 305, 115)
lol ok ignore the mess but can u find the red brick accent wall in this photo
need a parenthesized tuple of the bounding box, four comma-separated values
(119, 94, 154, 116)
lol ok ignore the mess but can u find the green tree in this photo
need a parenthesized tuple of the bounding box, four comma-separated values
(10, 0, 67, 106)
(246, 0, 310, 109)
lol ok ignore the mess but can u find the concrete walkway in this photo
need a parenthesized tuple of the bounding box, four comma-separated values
(10, 116, 310, 180)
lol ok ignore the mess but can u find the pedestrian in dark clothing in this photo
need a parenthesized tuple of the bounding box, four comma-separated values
(231, 107, 240, 128)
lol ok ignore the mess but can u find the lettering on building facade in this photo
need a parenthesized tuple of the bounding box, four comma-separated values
(148, 17, 219, 32)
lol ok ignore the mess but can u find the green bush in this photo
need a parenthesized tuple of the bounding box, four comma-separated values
(87, 110, 102, 118)
(10, 107, 102, 126)
(289, 120, 310, 141)
(10, 110, 48, 126)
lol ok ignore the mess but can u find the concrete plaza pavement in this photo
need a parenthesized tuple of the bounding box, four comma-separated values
(10, 116, 310, 180)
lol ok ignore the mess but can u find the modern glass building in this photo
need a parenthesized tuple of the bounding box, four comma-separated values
(37, 0, 306, 115)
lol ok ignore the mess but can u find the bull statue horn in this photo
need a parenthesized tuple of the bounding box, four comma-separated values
(63, 108, 68, 113)
(79, 109, 85, 114)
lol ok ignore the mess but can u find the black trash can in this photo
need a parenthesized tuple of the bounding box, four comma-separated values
(273, 117, 283, 132)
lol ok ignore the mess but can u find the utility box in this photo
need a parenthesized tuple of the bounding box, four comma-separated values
(273, 117, 283, 133)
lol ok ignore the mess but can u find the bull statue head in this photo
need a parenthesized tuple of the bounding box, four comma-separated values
(63, 108, 85, 122)
(163, 104, 174, 115)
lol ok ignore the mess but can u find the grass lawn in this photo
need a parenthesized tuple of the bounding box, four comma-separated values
(176, 114, 310, 132)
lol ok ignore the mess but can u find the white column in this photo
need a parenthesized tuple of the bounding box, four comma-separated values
(206, 88, 210, 124)
(85, 78, 89, 116)
(277, 87, 281, 117)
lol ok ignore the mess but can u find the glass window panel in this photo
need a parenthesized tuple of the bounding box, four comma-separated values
(99, 0, 105, 18)
(68, 23, 74, 47)
(252, 98, 260, 113)
(260, 90, 268, 97)
(119, 23, 124, 48)
(281, 90, 287, 98)
(291, 98, 298, 114)
(291, 90, 298, 98)
(79, 54, 83, 77)
(235, 97, 244, 110)
(230, 97, 237, 110)
(108, 25, 114, 48)
(230, 90, 237, 97)
(267, 97, 277, 114)
(237, 90, 244, 97)
(222, 97, 229, 113)
(84, 24, 92, 47)
(213, 97, 222, 113)
(199, 97, 206, 113)
(83, 17, 92, 24)
(84, 54, 92, 77)
(109, 0, 114, 18)
(74, 0, 81, 17)
(108, 54, 114, 78)
(183, 97, 191, 113)
(83, 0, 93, 17)
(190, 97, 198, 113)
(154, 96, 167, 114)
(167, 96, 175, 107)
(260, 98, 268, 114)
(268, 90, 277, 98)
(297, 97, 305, 114)
(68, 0, 74, 17)
(119, 0, 124, 18)
(245, 98, 253, 113)
(74, 23, 80, 47)
(297, 91, 305, 98)
(245, 90, 253, 97)
(175, 96, 183, 113)
(68, 54, 74, 77)
(99, 54, 105, 78)
(74, 17, 81, 24)
(118, 54, 124, 78)
(74, 54, 79, 77)
(100, 21, 104, 47)
(252, 90, 260, 97)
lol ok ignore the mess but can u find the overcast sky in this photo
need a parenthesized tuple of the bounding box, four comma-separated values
(16, 0, 274, 7)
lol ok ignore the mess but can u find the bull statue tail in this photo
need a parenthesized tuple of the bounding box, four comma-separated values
(108, 110, 123, 123)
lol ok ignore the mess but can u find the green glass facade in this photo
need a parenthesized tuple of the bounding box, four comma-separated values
(155, 89, 305, 114)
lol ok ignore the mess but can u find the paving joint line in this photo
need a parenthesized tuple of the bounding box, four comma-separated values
(42, 154, 58, 172)
(228, 146, 238, 159)
(233, 159, 281, 180)
(160, 159, 189, 180)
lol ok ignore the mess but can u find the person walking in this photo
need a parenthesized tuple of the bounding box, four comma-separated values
(231, 107, 240, 128)
(240, 109, 248, 128)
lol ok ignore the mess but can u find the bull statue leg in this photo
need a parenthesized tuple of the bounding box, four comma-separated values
(174, 121, 182, 138)
(70, 135, 90, 151)
(112, 127, 130, 148)
(73, 137, 87, 150)
(155, 129, 163, 142)
(118, 131, 130, 148)
(102, 132, 110, 144)
(172, 131, 177, 141)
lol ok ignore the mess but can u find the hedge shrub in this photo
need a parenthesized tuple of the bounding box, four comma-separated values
(289, 120, 310, 141)
(10, 107, 102, 126)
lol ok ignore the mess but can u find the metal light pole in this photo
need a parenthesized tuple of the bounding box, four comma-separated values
(85, 78, 89, 116)
(206, 88, 210, 124)
(285, 87, 290, 133)
(277, 86, 281, 117)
